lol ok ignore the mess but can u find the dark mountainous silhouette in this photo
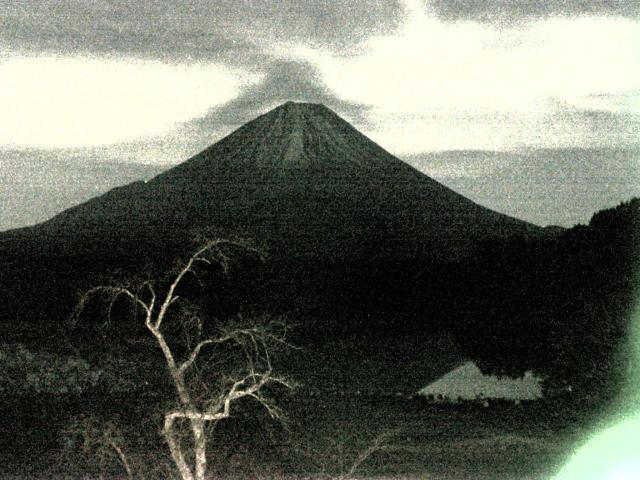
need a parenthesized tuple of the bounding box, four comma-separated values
(0, 102, 540, 341)
(5, 102, 538, 261)
(0, 101, 636, 480)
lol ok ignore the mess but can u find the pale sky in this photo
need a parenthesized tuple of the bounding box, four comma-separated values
(2, 0, 639, 153)
(1, 0, 639, 229)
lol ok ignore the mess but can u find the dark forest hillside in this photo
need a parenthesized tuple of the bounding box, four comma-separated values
(448, 198, 639, 399)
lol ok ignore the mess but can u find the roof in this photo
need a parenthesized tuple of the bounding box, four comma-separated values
(419, 361, 543, 401)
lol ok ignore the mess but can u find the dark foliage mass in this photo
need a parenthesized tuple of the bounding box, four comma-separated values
(278, 198, 639, 401)
(447, 198, 639, 398)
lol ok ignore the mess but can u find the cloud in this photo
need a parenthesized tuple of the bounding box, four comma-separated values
(360, 107, 640, 154)
(204, 59, 373, 128)
(403, 150, 518, 178)
(425, 0, 640, 24)
(403, 147, 640, 227)
(0, 55, 260, 148)
(0, 146, 166, 231)
(65, 58, 374, 164)
(293, 3, 640, 152)
(549, 108, 640, 147)
(311, 10, 639, 112)
(0, 1, 403, 63)
(1, 0, 638, 154)
(0, 1, 399, 149)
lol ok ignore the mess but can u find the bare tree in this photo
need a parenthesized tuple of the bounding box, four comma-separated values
(298, 430, 396, 480)
(61, 415, 140, 480)
(332, 431, 393, 480)
(72, 239, 293, 480)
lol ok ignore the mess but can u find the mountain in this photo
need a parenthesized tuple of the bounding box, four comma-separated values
(3, 102, 636, 399)
(3, 102, 538, 260)
(0, 102, 544, 391)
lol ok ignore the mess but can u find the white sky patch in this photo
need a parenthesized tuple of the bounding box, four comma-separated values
(0, 54, 261, 148)
(287, 1, 640, 153)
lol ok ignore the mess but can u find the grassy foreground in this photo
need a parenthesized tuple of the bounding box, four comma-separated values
(0, 390, 596, 479)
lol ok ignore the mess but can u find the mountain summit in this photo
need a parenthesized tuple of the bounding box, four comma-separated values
(153, 100, 436, 177)
(172, 101, 414, 173)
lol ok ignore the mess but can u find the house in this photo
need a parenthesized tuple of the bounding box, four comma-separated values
(419, 360, 543, 402)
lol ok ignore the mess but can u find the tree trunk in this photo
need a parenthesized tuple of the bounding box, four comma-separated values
(108, 439, 134, 480)
(164, 415, 195, 480)
(192, 419, 208, 480)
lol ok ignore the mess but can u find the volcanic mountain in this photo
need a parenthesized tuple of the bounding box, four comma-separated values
(5, 102, 537, 258)
(1, 102, 542, 334)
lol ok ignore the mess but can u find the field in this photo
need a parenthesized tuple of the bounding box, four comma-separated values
(0, 391, 598, 479)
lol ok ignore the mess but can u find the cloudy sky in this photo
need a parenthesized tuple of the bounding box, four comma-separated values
(1, 0, 639, 229)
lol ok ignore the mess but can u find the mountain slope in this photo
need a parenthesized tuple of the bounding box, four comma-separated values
(0, 150, 166, 232)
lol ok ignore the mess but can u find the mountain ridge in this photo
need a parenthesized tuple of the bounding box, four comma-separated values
(150, 101, 430, 178)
